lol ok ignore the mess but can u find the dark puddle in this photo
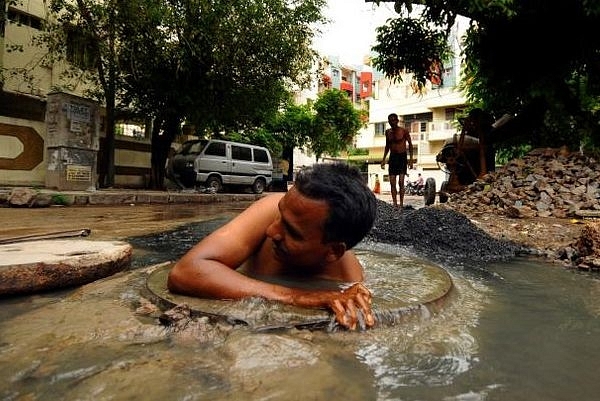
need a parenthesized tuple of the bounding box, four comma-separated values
(126, 217, 231, 268)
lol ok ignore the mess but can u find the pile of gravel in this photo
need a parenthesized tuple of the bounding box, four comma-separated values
(365, 200, 525, 265)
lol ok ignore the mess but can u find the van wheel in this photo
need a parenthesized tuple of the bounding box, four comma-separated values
(206, 176, 223, 193)
(252, 178, 266, 194)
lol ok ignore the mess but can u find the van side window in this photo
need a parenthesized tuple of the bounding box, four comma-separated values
(253, 148, 269, 163)
(232, 145, 252, 161)
(205, 142, 226, 157)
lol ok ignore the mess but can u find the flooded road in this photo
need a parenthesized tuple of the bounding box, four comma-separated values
(0, 202, 252, 242)
(2, 202, 600, 400)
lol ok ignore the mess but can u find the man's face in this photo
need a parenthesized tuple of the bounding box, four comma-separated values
(388, 115, 399, 126)
(265, 187, 337, 272)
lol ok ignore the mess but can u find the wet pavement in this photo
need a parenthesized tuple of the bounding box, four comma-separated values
(0, 187, 422, 240)
(0, 201, 249, 242)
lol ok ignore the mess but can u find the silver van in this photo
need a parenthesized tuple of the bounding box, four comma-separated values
(170, 139, 273, 194)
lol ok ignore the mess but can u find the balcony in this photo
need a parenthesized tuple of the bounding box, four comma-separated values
(426, 121, 457, 141)
(340, 81, 353, 93)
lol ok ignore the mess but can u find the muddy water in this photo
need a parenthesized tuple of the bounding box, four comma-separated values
(1, 204, 600, 400)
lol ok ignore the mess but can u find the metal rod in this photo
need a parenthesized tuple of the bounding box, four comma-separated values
(0, 229, 92, 245)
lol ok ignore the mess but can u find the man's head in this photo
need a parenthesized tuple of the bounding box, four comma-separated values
(293, 162, 377, 250)
(387, 113, 399, 126)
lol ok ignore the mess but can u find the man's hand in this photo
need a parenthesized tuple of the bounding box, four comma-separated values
(380, 161, 385, 169)
(328, 283, 375, 330)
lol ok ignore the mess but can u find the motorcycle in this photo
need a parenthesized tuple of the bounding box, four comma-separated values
(405, 180, 424, 196)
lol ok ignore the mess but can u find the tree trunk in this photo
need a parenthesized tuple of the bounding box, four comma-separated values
(150, 115, 180, 190)
(282, 145, 294, 185)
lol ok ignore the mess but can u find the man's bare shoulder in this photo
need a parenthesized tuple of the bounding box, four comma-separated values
(260, 192, 285, 205)
(240, 192, 284, 217)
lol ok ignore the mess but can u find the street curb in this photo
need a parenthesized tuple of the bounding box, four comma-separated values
(0, 187, 266, 208)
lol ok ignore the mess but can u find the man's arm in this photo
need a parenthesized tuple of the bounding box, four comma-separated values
(167, 194, 285, 300)
(381, 130, 390, 168)
(406, 129, 414, 168)
(167, 194, 375, 330)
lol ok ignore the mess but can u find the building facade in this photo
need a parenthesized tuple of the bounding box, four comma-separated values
(355, 18, 469, 193)
(1, 2, 152, 189)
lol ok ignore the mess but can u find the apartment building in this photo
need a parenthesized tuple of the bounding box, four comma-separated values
(356, 65, 467, 193)
(290, 50, 468, 196)
(354, 18, 469, 194)
(290, 55, 372, 171)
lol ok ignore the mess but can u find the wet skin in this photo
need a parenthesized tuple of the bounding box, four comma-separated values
(168, 188, 375, 330)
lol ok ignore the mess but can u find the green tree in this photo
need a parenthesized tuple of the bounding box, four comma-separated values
(37, 0, 326, 189)
(116, 0, 327, 188)
(369, 0, 600, 155)
(311, 88, 364, 160)
(269, 101, 314, 180)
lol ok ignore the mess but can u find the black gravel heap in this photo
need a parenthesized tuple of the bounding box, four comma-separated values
(365, 200, 525, 265)
(128, 200, 525, 270)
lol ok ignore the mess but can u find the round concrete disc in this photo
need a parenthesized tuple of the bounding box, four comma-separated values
(146, 255, 453, 330)
(0, 239, 132, 296)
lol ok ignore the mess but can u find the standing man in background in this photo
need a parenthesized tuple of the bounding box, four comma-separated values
(380, 113, 413, 208)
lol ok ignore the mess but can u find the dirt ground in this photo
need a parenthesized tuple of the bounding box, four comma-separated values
(457, 210, 585, 255)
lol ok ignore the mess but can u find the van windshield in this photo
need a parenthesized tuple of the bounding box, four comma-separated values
(179, 140, 208, 155)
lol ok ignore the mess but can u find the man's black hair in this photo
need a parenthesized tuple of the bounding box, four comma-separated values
(293, 162, 377, 249)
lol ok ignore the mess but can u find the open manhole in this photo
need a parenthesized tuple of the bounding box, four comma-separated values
(146, 250, 453, 331)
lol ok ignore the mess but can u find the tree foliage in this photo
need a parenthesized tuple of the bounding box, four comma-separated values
(370, 0, 600, 154)
(260, 90, 364, 177)
(371, 17, 448, 91)
(38, 0, 326, 188)
(311, 88, 365, 160)
(120, 0, 326, 135)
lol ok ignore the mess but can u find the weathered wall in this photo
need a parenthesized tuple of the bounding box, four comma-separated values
(0, 92, 152, 189)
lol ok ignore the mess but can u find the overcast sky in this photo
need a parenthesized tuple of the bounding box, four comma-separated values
(313, 0, 397, 65)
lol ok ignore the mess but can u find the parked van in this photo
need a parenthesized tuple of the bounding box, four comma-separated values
(170, 139, 273, 194)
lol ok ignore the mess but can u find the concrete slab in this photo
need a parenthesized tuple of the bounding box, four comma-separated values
(0, 239, 132, 296)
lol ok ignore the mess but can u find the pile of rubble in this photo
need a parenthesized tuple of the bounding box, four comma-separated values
(446, 147, 600, 269)
(447, 147, 600, 218)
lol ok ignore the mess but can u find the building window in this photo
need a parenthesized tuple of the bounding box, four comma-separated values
(445, 108, 456, 121)
(374, 122, 386, 136)
(65, 25, 98, 70)
(7, 8, 44, 30)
